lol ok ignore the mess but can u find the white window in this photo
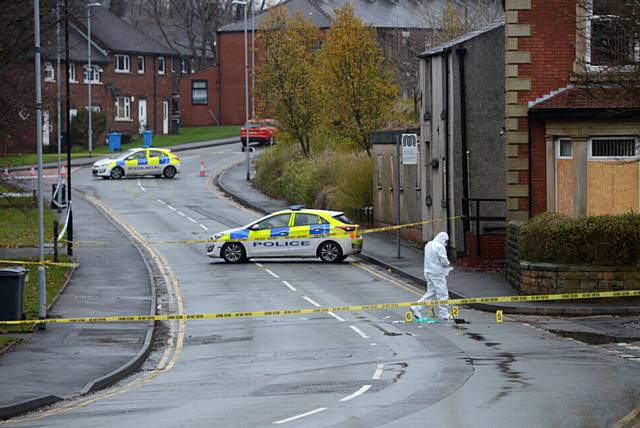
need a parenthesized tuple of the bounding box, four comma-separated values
(85, 106, 101, 112)
(181, 58, 188, 74)
(83, 65, 101, 83)
(137, 56, 145, 74)
(557, 138, 573, 159)
(171, 57, 177, 73)
(191, 80, 208, 104)
(376, 154, 383, 189)
(69, 109, 77, 121)
(587, 0, 639, 67)
(115, 54, 130, 73)
(115, 96, 131, 120)
(68, 63, 76, 82)
(158, 57, 165, 75)
(44, 62, 54, 82)
(590, 137, 638, 159)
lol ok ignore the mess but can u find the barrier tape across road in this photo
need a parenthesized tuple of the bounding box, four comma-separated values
(1, 290, 638, 325)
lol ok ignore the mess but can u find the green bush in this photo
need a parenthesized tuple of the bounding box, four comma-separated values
(70, 109, 106, 148)
(520, 212, 640, 266)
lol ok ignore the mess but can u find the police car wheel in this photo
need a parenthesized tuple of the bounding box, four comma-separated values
(221, 242, 246, 263)
(163, 166, 177, 179)
(110, 167, 124, 179)
(318, 241, 343, 263)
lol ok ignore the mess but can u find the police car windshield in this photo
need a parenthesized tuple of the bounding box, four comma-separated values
(333, 214, 353, 225)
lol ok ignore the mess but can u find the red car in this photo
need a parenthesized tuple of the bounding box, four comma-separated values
(240, 119, 277, 150)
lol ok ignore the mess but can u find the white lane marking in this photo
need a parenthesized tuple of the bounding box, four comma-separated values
(372, 364, 384, 380)
(167, 205, 177, 211)
(625, 345, 640, 350)
(187, 216, 198, 224)
(282, 281, 296, 291)
(137, 179, 141, 186)
(255, 262, 263, 267)
(303, 296, 321, 307)
(177, 211, 186, 217)
(327, 311, 345, 322)
(265, 269, 279, 279)
(630, 357, 640, 362)
(273, 407, 327, 425)
(199, 224, 209, 231)
(140, 186, 146, 192)
(339, 385, 372, 402)
(618, 343, 629, 346)
(350, 325, 369, 339)
(618, 354, 636, 358)
(157, 199, 166, 205)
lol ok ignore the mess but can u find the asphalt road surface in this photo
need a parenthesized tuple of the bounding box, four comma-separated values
(9, 144, 640, 427)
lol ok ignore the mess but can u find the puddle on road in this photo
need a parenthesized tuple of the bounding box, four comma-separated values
(549, 330, 640, 345)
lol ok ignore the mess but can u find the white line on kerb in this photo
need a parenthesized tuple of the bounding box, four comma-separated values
(265, 269, 279, 278)
(372, 364, 384, 380)
(137, 179, 141, 186)
(199, 224, 209, 231)
(255, 262, 263, 267)
(187, 217, 197, 224)
(273, 407, 327, 425)
(303, 296, 321, 307)
(339, 385, 372, 402)
(327, 311, 345, 322)
(350, 325, 369, 339)
(167, 205, 177, 211)
(157, 199, 166, 205)
(282, 281, 296, 291)
(177, 211, 186, 217)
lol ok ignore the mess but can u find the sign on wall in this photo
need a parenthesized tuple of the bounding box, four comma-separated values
(401, 133, 417, 165)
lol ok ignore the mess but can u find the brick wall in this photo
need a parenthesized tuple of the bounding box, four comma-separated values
(180, 67, 219, 127)
(464, 233, 506, 264)
(217, 32, 252, 125)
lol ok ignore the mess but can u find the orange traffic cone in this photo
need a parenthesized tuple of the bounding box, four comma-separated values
(199, 160, 206, 177)
(60, 162, 67, 180)
(30, 164, 36, 177)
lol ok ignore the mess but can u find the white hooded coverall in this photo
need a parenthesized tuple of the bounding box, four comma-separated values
(411, 232, 453, 320)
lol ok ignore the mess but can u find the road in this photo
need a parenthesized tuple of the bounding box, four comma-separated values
(9, 144, 640, 427)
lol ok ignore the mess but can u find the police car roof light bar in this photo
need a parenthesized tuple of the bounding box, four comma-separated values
(290, 205, 304, 211)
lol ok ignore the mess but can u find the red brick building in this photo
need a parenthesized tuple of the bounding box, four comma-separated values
(32, 6, 180, 154)
(504, 0, 640, 220)
(180, 67, 219, 127)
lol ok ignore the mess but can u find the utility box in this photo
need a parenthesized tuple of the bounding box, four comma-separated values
(108, 133, 122, 152)
(143, 130, 153, 148)
(0, 268, 27, 321)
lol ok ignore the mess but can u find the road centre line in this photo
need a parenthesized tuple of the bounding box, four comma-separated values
(177, 211, 186, 217)
(167, 205, 177, 211)
(265, 269, 279, 278)
(339, 385, 372, 402)
(327, 311, 345, 322)
(282, 281, 296, 291)
(140, 186, 146, 192)
(157, 199, 166, 205)
(303, 296, 321, 307)
(199, 224, 209, 231)
(273, 407, 327, 425)
(255, 262, 263, 267)
(372, 364, 384, 380)
(187, 217, 198, 224)
(350, 325, 369, 339)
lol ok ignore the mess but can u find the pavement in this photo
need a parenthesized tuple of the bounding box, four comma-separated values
(0, 136, 240, 419)
(217, 159, 640, 317)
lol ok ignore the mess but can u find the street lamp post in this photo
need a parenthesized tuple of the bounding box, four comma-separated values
(87, 3, 100, 157)
(251, 2, 255, 119)
(232, 0, 250, 181)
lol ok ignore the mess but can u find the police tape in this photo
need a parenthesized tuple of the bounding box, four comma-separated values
(55, 215, 464, 247)
(1, 289, 638, 325)
(0, 259, 79, 268)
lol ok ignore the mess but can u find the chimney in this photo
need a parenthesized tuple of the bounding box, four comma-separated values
(110, 0, 125, 17)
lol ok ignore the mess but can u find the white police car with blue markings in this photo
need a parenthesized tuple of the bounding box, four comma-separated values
(206, 207, 363, 263)
(91, 148, 181, 179)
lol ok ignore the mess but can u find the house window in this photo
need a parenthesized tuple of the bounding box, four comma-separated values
(557, 138, 573, 159)
(171, 57, 177, 73)
(181, 58, 188, 74)
(115, 96, 131, 120)
(588, 0, 639, 66)
(83, 65, 101, 83)
(85, 106, 101, 112)
(115, 54, 130, 73)
(44, 62, 54, 82)
(137, 56, 145, 74)
(590, 138, 638, 158)
(158, 57, 165, 75)
(191, 80, 208, 104)
(68, 63, 76, 82)
(376, 154, 383, 189)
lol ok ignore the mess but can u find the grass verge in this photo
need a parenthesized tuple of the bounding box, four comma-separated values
(0, 125, 241, 167)
(0, 182, 57, 247)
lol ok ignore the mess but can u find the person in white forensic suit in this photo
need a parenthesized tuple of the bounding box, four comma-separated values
(411, 232, 453, 321)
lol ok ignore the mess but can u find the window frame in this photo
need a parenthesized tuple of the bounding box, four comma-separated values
(83, 64, 102, 83)
(181, 58, 188, 74)
(137, 56, 145, 74)
(588, 137, 639, 160)
(157, 57, 165, 75)
(557, 138, 573, 159)
(376, 153, 383, 189)
(115, 54, 130, 73)
(191, 80, 208, 105)
(115, 96, 131, 121)
(44, 62, 54, 82)
(68, 62, 77, 82)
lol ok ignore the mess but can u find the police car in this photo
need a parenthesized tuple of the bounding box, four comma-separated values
(91, 148, 181, 179)
(206, 207, 362, 263)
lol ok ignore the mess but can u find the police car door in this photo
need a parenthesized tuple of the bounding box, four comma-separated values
(248, 213, 292, 257)
(290, 213, 326, 256)
(124, 150, 147, 176)
(147, 149, 164, 175)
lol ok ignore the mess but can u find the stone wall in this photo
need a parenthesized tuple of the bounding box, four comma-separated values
(506, 220, 523, 288)
(519, 262, 640, 294)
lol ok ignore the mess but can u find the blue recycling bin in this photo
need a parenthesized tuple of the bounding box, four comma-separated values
(143, 130, 153, 148)
(108, 133, 122, 152)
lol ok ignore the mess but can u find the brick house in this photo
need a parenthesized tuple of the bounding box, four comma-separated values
(504, 0, 640, 220)
(216, 0, 502, 125)
(180, 67, 219, 127)
(36, 5, 180, 153)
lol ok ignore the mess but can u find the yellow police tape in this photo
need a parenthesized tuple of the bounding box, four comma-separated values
(1, 289, 638, 325)
(0, 259, 79, 268)
(56, 215, 464, 247)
